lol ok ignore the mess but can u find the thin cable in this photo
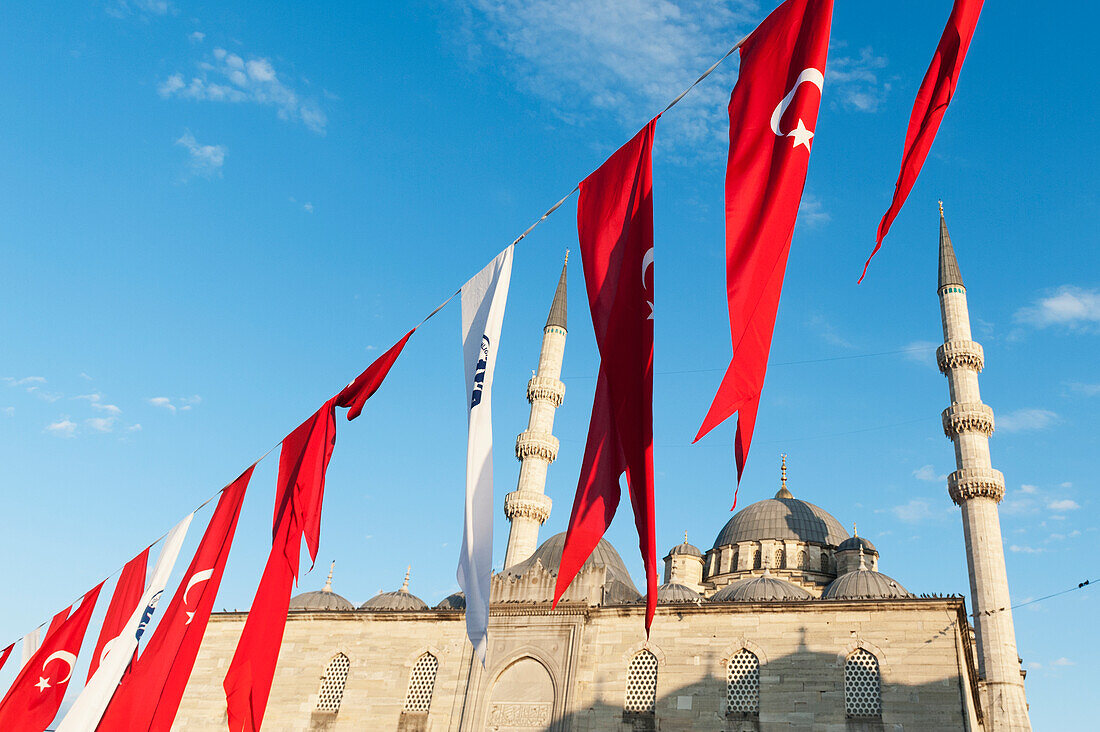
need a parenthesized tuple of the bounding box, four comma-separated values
(660, 35, 748, 115)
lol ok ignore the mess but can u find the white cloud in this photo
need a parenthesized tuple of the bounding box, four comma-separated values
(176, 130, 226, 178)
(86, 416, 116, 433)
(160, 48, 327, 133)
(3, 376, 46, 387)
(79, 372, 93, 381)
(46, 417, 77, 437)
(828, 45, 890, 112)
(1019, 484, 1038, 494)
(807, 313, 850, 348)
(463, 0, 757, 152)
(106, 0, 172, 18)
(93, 403, 122, 415)
(1051, 657, 1074, 667)
(3, 407, 13, 417)
(913, 464, 947, 483)
(302, 202, 314, 213)
(797, 193, 831, 229)
(997, 408, 1059, 433)
(148, 396, 176, 412)
(127, 423, 143, 432)
(189, 31, 205, 43)
(1009, 545, 1044, 554)
(1067, 382, 1100, 396)
(1047, 499, 1080, 512)
(1015, 286, 1100, 329)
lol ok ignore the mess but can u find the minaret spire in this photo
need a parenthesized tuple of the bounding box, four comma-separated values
(322, 561, 335, 593)
(503, 253, 569, 569)
(936, 205, 1031, 730)
(775, 454, 793, 499)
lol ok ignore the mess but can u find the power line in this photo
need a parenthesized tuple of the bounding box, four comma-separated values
(974, 579, 1095, 618)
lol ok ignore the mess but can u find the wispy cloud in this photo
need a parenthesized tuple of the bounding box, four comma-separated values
(147, 395, 201, 413)
(1009, 544, 1044, 554)
(807, 312, 850, 348)
(913, 464, 947, 482)
(889, 499, 948, 524)
(189, 31, 205, 43)
(86, 416, 117, 433)
(74, 393, 122, 415)
(1067, 381, 1100, 397)
(176, 130, 226, 178)
(462, 0, 757, 151)
(160, 47, 327, 133)
(1015, 286, 1100, 330)
(1047, 499, 1080, 512)
(106, 0, 172, 19)
(3, 407, 13, 417)
(128, 423, 143, 432)
(46, 417, 78, 437)
(828, 45, 890, 112)
(1051, 657, 1075, 666)
(797, 193, 831, 229)
(901, 340, 938, 368)
(1019, 484, 1038, 494)
(997, 408, 1059, 433)
(3, 376, 46, 387)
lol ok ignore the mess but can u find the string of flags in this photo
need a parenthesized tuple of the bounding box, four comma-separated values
(0, 0, 985, 727)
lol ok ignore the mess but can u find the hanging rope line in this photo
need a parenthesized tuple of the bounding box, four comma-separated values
(973, 578, 1095, 617)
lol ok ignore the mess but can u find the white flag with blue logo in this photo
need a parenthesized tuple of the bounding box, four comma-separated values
(457, 244, 513, 664)
(56, 512, 193, 732)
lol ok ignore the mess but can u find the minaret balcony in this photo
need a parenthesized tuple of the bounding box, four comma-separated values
(526, 375, 565, 407)
(515, 431, 560, 462)
(948, 467, 1006, 505)
(504, 489, 553, 524)
(937, 339, 984, 374)
(942, 402, 995, 438)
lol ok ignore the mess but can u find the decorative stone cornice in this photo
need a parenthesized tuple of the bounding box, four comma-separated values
(942, 402, 995, 438)
(504, 490, 552, 523)
(515, 430, 559, 462)
(948, 467, 1006, 505)
(937, 339, 984, 374)
(526, 375, 565, 407)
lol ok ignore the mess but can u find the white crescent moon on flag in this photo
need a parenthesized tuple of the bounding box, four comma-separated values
(99, 636, 119, 665)
(42, 650, 76, 684)
(642, 248, 654, 288)
(184, 568, 215, 604)
(770, 68, 824, 149)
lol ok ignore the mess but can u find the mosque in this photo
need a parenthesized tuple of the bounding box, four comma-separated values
(173, 212, 1032, 731)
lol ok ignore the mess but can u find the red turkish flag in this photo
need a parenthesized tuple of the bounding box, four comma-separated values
(554, 119, 658, 633)
(0, 643, 13, 675)
(860, 0, 983, 281)
(224, 400, 337, 732)
(695, 0, 834, 487)
(336, 329, 414, 420)
(0, 584, 103, 732)
(98, 466, 252, 732)
(86, 547, 148, 682)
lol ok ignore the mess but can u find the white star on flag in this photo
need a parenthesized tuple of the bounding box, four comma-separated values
(788, 119, 814, 150)
(35, 677, 51, 692)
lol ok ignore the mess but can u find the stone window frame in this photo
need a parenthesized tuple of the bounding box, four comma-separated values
(404, 652, 439, 713)
(622, 644, 662, 718)
(843, 646, 884, 720)
(315, 652, 351, 713)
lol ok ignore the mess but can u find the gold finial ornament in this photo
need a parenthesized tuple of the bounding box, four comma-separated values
(323, 560, 335, 592)
(775, 454, 794, 499)
(564, 248, 570, 265)
(853, 522, 858, 537)
(683, 530, 689, 544)
(938, 200, 944, 216)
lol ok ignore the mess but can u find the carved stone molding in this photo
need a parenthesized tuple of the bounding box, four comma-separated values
(515, 431, 559, 462)
(504, 490, 552, 524)
(526, 375, 565, 407)
(942, 402, 995, 438)
(948, 467, 1006, 505)
(937, 339, 985, 374)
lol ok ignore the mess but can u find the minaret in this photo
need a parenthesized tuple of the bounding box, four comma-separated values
(502, 254, 568, 569)
(936, 204, 1031, 730)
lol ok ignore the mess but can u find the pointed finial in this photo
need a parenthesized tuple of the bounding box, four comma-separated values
(857, 545, 867, 570)
(853, 522, 857, 537)
(564, 248, 570, 265)
(775, 454, 794, 499)
(322, 561, 335, 593)
(938, 200, 944, 217)
(545, 252, 569, 331)
(401, 565, 411, 592)
(683, 530, 688, 544)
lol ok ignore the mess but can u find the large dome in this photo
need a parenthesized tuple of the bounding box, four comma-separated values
(713, 496, 849, 548)
(506, 532, 640, 603)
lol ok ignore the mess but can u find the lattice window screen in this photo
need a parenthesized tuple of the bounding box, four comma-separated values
(726, 650, 760, 714)
(819, 553, 830, 573)
(404, 653, 439, 712)
(316, 653, 350, 712)
(773, 549, 784, 568)
(625, 650, 658, 713)
(845, 649, 882, 718)
(796, 550, 808, 569)
(752, 550, 762, 569)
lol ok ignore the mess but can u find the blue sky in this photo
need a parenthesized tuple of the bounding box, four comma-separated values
(1, 0, 1097, 726)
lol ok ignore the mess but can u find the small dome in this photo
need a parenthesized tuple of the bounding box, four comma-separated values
(837, 536, 878, 555)
(505, 532, 640, 604)
(434, 592, 466, 610)
(290, 589, 354, 611)
(713, 497, 849, 548)
(652, 583, 703, 604)
(822, 569, 911, 600)
(360, 589, 429, 611)
(666, 534, 703, 559)
(710, 573, 813, 602)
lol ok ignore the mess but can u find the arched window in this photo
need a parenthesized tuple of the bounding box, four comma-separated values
(726, 650, 760, 715)
(819, 553, 830, 573)
(796, 550, 808, 569)
(625, 650, 658, 714)
(404, 653, 439, 713)
(316, 653, 350, 713)
(752, 549, 762, 569)
(845, 649, 882, 718)
(773, 549, 784, 569)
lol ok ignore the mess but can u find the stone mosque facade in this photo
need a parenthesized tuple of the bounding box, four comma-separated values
(173, 213, 1031, 731)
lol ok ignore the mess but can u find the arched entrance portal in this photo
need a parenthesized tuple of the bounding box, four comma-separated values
(485, 656, 555, 730)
